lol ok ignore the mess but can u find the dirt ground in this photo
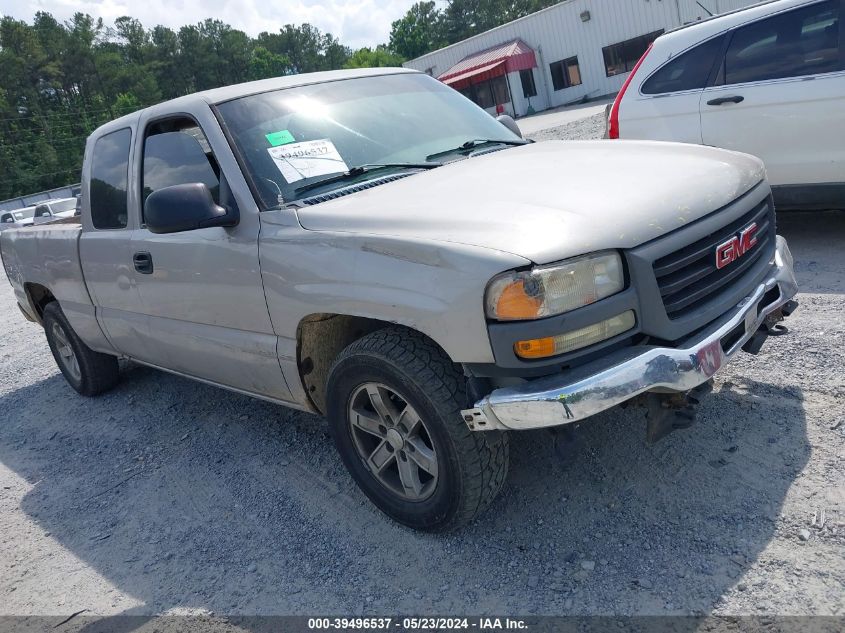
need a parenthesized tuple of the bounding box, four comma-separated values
(0, 132, 842, 619)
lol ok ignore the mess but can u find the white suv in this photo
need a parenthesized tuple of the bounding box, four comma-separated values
(608, 0, 844, 210)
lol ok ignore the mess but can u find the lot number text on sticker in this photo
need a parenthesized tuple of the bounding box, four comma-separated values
(267, 139, 348, 183)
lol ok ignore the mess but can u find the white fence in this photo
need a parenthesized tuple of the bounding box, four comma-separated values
(0, 183, 80, 212)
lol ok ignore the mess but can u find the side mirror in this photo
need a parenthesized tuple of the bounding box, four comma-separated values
(144, 183, 238, 234)
(496, 114, 523, 139)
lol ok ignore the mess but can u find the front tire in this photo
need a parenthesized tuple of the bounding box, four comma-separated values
(325, 327, 508, 531)
(42, 302, 119, 396)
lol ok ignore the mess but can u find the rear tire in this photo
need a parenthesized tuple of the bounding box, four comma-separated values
(325, 327, 508, 532)
(42, 302, 119, 396)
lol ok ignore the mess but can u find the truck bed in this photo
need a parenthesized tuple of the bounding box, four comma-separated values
(0, 222, 90, 325)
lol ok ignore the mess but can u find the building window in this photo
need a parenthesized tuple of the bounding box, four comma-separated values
(490, 75, 509, 105)
(461, 75, 512, 109)
(520, 69, 537, 98)
(473, 81, 495, 108)
(550, 56, 582, 91)
(603, 30, 664, 77)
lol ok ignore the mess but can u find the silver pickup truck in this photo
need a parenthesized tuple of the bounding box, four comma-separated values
(0, 68, 799, 531)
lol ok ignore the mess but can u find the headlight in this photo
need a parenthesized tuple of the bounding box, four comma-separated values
(485, 251, 625, 321)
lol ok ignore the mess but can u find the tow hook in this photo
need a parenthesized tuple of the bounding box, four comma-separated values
(765, 299, 798, 336)
(764, 309, 789, 336)
(645, 381, 712, 443)
(743, 299, 798, 354)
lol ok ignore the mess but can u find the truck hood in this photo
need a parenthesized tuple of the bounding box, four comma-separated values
(295, 140, 766, 264)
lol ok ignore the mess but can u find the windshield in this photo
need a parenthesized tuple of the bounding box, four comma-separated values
(49, 199, 77, 214)
(215, 73, 521, 207)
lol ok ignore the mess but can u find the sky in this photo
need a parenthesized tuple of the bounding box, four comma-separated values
(0, 0, 426, 49)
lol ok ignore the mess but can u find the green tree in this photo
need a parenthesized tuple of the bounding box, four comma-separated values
(113, 92, 141, 112)
(389, 1, 445, 60)
(264, 24, 350, 73)
(248, 45, 291, 80)
(322, 36, 351, 70)
(343, 45, 404, 69)
(0, 12, 357, 200)
(113, 16, 149, 65)
(441, 0, 558, 45)
(149, 25, 189, 98)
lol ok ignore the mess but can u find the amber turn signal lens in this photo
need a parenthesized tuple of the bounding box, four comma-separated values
(495, 280, 542, 320)
(514, 311, 636, 360)
(514, 337, 557, 359)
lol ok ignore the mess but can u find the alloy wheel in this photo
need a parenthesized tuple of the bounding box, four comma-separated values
(51, 321, 81, 382)
(348, 382, 438, 501)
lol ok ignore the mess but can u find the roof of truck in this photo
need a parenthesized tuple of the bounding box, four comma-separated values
(96, 67, 417, 134)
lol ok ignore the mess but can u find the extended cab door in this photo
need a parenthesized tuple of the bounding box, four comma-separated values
(700, 0, 845, 189)
(79, 126, 152, 360)
(127, 108, 293, 402)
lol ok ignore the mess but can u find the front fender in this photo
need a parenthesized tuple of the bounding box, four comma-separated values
(258, 210, 529, 365)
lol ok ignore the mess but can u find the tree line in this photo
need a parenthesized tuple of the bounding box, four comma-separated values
(0, 0, 558, 200)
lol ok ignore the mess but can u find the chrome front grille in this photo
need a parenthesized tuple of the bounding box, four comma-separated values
(653, 198, 776, 320)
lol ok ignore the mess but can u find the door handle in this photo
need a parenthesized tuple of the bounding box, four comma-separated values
(707, 95, 744, 106)
(133, 251, 153, 274)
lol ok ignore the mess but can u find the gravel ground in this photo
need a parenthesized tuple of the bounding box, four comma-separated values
(526, 111, 608, 143)
(1, 115, 843, 619)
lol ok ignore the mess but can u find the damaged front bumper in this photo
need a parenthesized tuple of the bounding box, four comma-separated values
(462, 236, 799, 432)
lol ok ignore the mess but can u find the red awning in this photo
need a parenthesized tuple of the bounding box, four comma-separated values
(438, 39, 537, 90)
(440, 60, 507, 88)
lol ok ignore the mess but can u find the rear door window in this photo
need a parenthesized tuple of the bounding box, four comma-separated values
(90, 128, 132, 229)
(722, 0, 841, 85)
(642, 35, 725, 94)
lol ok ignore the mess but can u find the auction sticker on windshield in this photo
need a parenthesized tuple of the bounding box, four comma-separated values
(265, 129, 296, 146)
(267, 139, 348, 183)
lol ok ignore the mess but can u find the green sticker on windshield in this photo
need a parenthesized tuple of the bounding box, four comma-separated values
(265, 130, 295, 146)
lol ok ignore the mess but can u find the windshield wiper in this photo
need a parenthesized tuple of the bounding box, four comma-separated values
(425, 138, 529, 161)
(293, 162, 441, 198)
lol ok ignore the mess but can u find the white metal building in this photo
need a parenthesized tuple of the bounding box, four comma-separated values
(403, 0, 764, 117)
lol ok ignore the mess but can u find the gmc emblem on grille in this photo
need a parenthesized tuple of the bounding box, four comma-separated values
(715, 222, 758, 269)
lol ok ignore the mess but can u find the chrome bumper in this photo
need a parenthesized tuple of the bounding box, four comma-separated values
(462, 236, 798, 432)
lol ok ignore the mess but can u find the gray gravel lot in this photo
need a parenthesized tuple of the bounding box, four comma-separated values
(526, 111, 609, 143)
(1, 115, 843, 618)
